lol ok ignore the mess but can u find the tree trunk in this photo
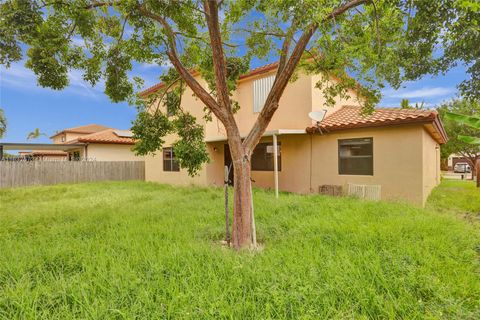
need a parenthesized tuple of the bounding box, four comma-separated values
(231, 156, 253, 249)
(476, 158, 480, 188)
(230, 149, 253, 250)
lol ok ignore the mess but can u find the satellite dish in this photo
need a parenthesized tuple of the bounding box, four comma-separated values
(309, 110, 327, 123)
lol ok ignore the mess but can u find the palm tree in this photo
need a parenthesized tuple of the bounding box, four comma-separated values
(0, 108, 6, 139)
(26, 128, 47, 140)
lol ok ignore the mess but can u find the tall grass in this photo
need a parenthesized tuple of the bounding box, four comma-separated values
(427, 179, 480, 218)
(0, 181, 479, 319)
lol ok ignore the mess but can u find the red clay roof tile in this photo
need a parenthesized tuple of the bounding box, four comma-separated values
(306, 105, 447, 144)
(68, 129, 136, 145)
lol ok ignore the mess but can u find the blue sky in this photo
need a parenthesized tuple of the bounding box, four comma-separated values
(0, 57, 466, 144)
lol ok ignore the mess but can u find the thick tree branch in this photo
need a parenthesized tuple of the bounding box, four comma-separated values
(276, 13, 299, 77)
(203, 0, 244, 152)
(203, 0, 231, 110)
(138, 4, 228, 123)
(244, 0, 370, 152)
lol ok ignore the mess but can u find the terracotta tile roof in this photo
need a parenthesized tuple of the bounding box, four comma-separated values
(51, 124, 111, 138)
(306, 106, 448, 144)
(139, 62, 279, 97)
(68, 129, 136, 145)
(239, 62, 278, 80)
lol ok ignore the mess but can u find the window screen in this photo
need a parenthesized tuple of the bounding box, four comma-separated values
(253, 75, 275, 113)
(251, 142, 281, 171)
(338, 138, 373, 175)
(163, 147, 180, 172)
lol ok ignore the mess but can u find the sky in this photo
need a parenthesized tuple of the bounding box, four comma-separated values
(0, 55, 467, 145)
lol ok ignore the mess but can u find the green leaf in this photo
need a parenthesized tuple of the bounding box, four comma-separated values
(458, 135, 480, 145)
(445, 112, 480, 129)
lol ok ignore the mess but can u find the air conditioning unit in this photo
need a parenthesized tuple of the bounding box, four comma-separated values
(319, 184, 343, 196)
(347, 183, 381, 201)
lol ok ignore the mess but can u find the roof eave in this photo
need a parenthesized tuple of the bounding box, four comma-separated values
(307, 116, 447, 145)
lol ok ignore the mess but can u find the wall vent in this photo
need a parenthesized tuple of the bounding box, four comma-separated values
(347, 183, 381, 201)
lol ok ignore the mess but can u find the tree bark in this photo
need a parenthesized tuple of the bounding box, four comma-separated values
(476, 158, 480, 188)
(226, 136, 253, 249)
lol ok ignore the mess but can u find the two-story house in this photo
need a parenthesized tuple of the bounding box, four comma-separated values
(50, 124, 140, 161)
(140, 63, 447, 206)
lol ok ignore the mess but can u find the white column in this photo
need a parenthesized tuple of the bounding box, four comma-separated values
(273, 134, 279, 198)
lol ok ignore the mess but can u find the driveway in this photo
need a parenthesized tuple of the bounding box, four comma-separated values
(443, 171, 475, 180)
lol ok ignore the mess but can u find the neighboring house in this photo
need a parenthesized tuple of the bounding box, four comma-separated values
(18, 150, 68, 161)
(140, 63, 447, 206)
(50, 125, 140, 161)
(447, 153, 477, 171)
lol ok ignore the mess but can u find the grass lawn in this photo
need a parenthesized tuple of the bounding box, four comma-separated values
(0, 181, 479, 319)
(427, 179, 480, 218)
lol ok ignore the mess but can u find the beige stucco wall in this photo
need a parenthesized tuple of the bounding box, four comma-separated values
(310, 126, 426, 205)
(422, 128, 441, 204)
(204, 71, 361, 140)
(86, 144, 141, 161)
(52, 132, 90, 144)
(208, 126, 428, 205)
(143, 70, 440, 206)
(146, 124, 440, 206)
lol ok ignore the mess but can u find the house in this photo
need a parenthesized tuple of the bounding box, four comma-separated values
(50, 124, 140, 161)
(140, 63, 447, 206)
(447, 153, 477, 171)
(18, 150, 68, 161)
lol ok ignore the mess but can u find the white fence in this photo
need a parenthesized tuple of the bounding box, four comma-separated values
(0, 161, 145, 188)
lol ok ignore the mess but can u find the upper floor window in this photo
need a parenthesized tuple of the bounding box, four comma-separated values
(251, 142, 281, 171)
(61, 136, 66, 142)
(163, 147, 180, 172)
(338, 138, 373, 175)
(253, 75, 275, 113)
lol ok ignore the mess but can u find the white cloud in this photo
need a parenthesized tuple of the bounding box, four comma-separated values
(384, 86, 456, 99)
(0, 61, 103, 99)
(140, 60, 173, 69)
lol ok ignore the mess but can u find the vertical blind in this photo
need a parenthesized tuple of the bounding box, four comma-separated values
(253, 75, 275, 113)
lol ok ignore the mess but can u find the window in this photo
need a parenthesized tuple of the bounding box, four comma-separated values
(338, 138, 373, 175)
(251, 142, 281, 171)
(253, 75, 275, 113)
(61, 136, 66, 142)
(69, 151, 80, 161)
(163, 147, 180, 172)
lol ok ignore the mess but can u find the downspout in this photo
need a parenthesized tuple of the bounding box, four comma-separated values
(310, 134, 313, 192)
(84, 144, 88, 160)
(273, 134, 279, 198)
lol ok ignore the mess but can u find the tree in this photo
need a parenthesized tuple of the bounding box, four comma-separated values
(438, 100, 480, 183)
(27, 128, 47, 140)
(0, 108, 6, 139)
(444, 108, 480, 186)
(1, 1, 479, 249)
(400, 99, 410, 109)
(400, 99, 426, 110)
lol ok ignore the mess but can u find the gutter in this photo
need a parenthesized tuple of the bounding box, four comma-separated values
(205, 129, 306, 143)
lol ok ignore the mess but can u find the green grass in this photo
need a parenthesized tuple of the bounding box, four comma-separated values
(0, 181, 479, 319)
(427, 179, 480, 218)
